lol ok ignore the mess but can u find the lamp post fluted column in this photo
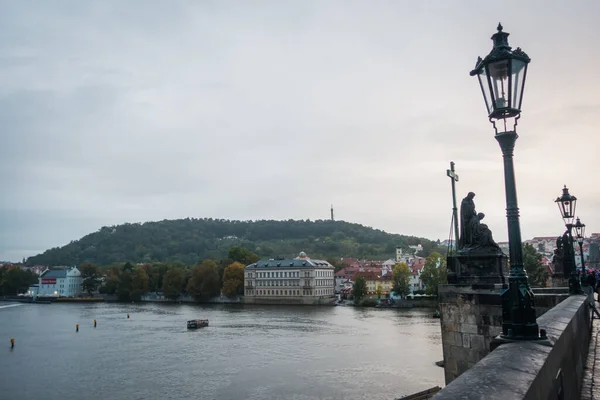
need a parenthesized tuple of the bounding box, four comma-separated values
(496, 131, 539, 338)
(578, 241, 586, 279)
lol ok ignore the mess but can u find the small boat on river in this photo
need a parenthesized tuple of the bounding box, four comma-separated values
(187, 319, 209, 329)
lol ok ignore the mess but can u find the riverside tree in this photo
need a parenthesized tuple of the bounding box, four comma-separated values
(162, 268, 186, 300)
(0, 267, 37, 295)
(392, 262, 411, 297)
(131, 266, 150, 301)
(420, 252, 447, 296)
(353, 276, 367, 304)
(80, 262, 102, 295)
(187, 260, 221, 301)
(221, 262, 245, 297)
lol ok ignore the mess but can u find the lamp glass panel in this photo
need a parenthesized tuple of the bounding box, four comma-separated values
(511, 60, 526, 110)
(477, 70, 493, 115)
(488, 60, 510, 111)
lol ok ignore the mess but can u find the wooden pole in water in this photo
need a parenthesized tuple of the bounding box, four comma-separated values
(94, 319, 97, 328)
(10, 338, 14, 348)
(127, 314, 130, 319)
(76, 324, 79, 332)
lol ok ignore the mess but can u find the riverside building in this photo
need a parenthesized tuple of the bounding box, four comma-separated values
(38, 267, 83, 297)
(244, 252, 335, 305)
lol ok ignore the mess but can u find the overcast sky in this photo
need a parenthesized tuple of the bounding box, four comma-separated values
(1, 1, 599, 262)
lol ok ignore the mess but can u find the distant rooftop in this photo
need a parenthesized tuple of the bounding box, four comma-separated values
(246, 252, 333, 269)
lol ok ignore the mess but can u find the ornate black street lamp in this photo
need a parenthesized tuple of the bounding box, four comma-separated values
(573, 217, 586, 280)
(554, 185, 583, 294)
(470, 24, 544, 340)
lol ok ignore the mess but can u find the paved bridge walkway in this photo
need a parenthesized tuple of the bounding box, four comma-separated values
(582, 298, 600, 400)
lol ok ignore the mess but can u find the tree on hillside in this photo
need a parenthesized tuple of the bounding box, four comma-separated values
(353, 276, 367, 304)
(187, 260, 221, 301)
(227, 247, 260, 266)
(80, 263, 102, 295)
(392, 262, 411, 297)
(523, 243, 548, 287)
(122, 262, 134, 272)
(420, 252, 447, 296)
(222, 262, 245, 297)
(24, 219, 442, 266)
(162, 268, 186, 300)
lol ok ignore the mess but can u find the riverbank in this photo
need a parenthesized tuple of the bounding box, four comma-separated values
(2, 294, 439, 308)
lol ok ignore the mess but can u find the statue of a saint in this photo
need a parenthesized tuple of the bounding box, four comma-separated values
(458, 192, 477, 249)
(470, 213, 501, 251)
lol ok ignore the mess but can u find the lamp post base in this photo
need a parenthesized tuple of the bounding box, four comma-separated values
(500, 274, 544, 340)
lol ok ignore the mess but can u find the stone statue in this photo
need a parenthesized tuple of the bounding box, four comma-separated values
(561, 231, 574, 277)
(458, 192, 477, 249)
(552, 238, 564, 276)
(458, 193, 502, 253)
(470, 213, 501, 251)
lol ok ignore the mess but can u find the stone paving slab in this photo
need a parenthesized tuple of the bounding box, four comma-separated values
(581, 300, 600, 400)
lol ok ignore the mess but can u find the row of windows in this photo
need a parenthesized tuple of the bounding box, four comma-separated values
(245, 288, 334, 296)
(248, 270, 333, 279)
(316, 279, 334, 286)
(250, 280, 301, 287)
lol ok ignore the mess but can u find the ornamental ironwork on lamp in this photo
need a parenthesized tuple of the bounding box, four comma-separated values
(470, 23, 530, 134)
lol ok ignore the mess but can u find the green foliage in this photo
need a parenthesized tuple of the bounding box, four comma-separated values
(131, 266, 150, 302)
(24, 219, 440, 266)
(353, 276, 367, 303)
(100, 266, 119, 295)
(0, 267, 38, 295)
(375, 284, 383, 299)
(117, 269, 133, 302)
(227, 247, 260, 266)
(420, 252, 447, 296)
(162, 268, 186, 300)
(80, 262, 102, 295)
(523, 243, 548, 287)
(187, 260, 221, 301)
(221, 262, 245, 297)
(392, 262, 411, 297)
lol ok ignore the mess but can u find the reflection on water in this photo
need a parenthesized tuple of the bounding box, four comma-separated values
(0, 302, 443, 400)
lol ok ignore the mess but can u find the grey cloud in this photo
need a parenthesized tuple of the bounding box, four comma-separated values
(1, 1, 600, 261)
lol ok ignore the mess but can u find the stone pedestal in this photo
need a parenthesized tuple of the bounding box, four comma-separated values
(549, 274, 568, 288)
(447, 252, 507, 286)
(438, 284, 504, 385)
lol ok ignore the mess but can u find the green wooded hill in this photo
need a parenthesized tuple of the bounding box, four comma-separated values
(25, 219, 443, 267)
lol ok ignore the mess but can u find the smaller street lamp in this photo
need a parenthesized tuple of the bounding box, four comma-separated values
(555, 185, 582, 294)
(555, 185, 577, 227)
(573, 217, 587, 281)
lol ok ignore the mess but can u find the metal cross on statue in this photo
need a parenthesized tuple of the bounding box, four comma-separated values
(447, 161, 460, 249)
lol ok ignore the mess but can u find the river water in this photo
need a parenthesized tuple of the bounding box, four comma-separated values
(0, 302, 444, 400)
